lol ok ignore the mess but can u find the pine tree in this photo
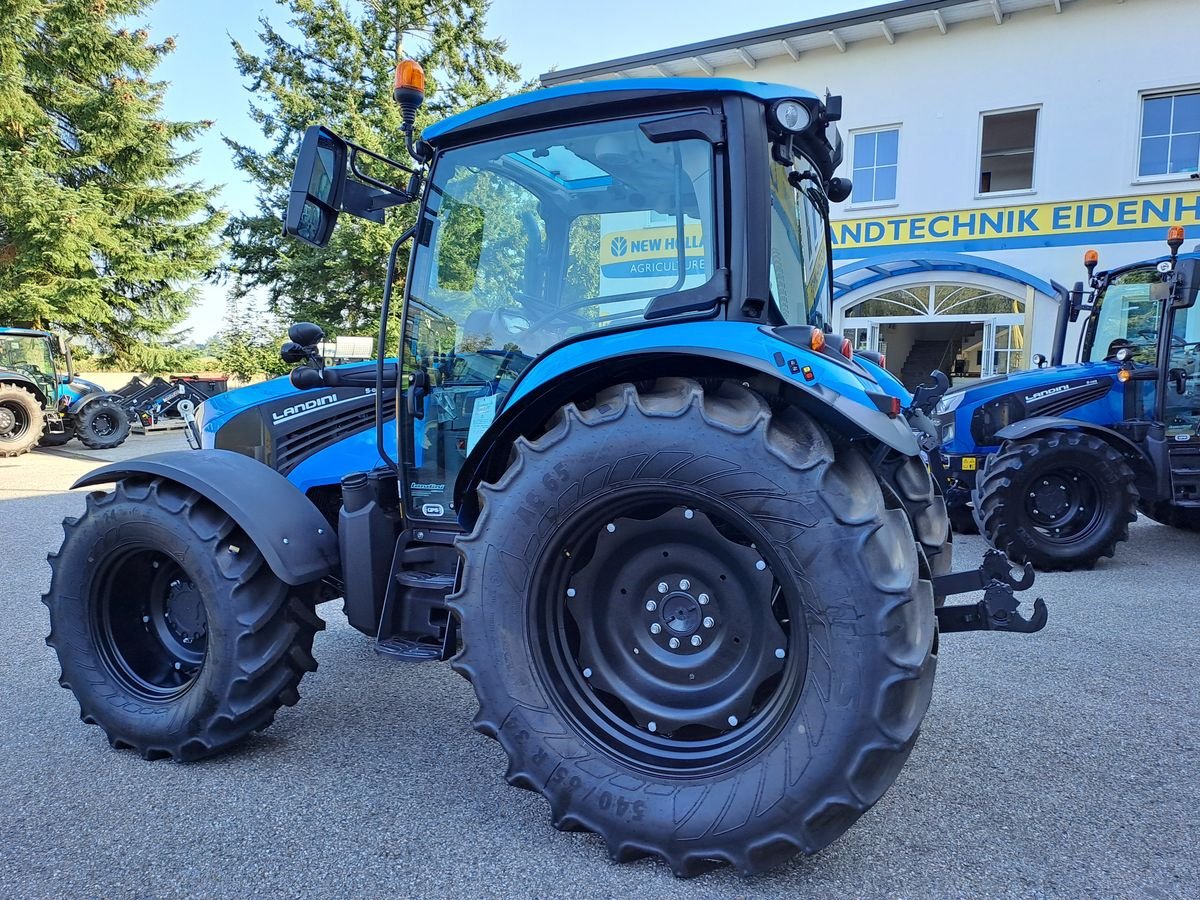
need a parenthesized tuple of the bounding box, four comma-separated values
(223, 0, 518, 336)
(0, 0, 225, 359)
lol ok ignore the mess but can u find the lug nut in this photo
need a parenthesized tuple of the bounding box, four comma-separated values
(775, 648, 786, 659)
(727, 715, 738, 727)
(142, 615, 150, 623)
(684, 509, 694, 519)
(650, 623, 662, 635)
(668, 637, 680, 649)
(657, 582, 668, 594)
(566, 587, 576, 597)
(690, 635, 702, 647)
(755, 560, 766, 570)
(583, 668, 592, 678)
(174, 662, 182, 671)
(645, 599, 657, 612)
(679, 578, 690, 590)
(698, 593, 710, 605)
(648, 721, 657, 732)
(703, 616, 715, 629)
(606, 523, 616, 533)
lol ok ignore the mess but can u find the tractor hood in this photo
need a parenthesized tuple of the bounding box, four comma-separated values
(938, 361, 1120, 409)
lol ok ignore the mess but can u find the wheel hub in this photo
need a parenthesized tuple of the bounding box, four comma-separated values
(660, 591, 702, 636)
(562, 506, 789, 738)
(163, 579, 207, 646)
(0, 407, 16, 434)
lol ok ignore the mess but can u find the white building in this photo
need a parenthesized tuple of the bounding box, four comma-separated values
(542, 0, 1200, 386)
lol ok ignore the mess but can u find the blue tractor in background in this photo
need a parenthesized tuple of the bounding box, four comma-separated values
(42, 72, 1045, 876)
(934, 232, 1200, 570)
(0, 326, 131, 456)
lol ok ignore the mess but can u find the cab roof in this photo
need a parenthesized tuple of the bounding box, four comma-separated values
(422, 77, 820, 145)
(0, 327, 51, 338)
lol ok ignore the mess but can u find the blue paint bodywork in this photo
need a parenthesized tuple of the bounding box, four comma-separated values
(423, 78, 818, 144)
(939, 361, 1125, 457)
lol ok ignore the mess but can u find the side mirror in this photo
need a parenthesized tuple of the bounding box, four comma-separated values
(288, 322, 325, 346)
(280, 341, 309, 364)
(283, 126, 348, 247)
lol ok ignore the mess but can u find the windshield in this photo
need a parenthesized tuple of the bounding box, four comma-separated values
(1086, 267, 1162, 364)
(0, 335, 55, 381)
(768, 152, 830, 328)
(400, 114, 716, 521)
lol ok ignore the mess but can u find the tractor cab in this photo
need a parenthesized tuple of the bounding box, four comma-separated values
(1076, 246, 1200, 441)
(0, 327, 70, 401)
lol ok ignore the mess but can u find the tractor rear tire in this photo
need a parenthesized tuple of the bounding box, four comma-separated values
(451, 378, 936, 876)
(43, 478, 324, 760)
(0, 383, 43, 457)
(974, 431, 1136, 571)
(75, 398, 131, 450)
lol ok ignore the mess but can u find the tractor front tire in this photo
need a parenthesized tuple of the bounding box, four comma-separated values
(452, 378, 936, 876)
(0, 383, 44, 457)
(75, 398, 131, 450)
(974, 431, 1136, 571)
(43, 478, 324, 760)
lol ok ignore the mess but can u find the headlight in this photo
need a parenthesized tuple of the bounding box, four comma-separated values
(934, 392, 964, 416)
(940, 421, 955, 446)
(771, 99, 812, 133)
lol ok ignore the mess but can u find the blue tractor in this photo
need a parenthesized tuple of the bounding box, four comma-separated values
(42, 72, 1045, 876)
(0, 326, 131, 456)
(934, 233, 1200, 570)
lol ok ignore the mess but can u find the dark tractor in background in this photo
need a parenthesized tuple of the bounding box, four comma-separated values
(41, 71, 1045, 876)
(0, 327, 131, 457)
(934, 232, 1200, 570)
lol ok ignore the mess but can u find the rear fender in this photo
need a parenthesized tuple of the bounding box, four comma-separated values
(1, 373, 49, 406)
(72, 449, 340, 585)
(454, 322, 918, 520)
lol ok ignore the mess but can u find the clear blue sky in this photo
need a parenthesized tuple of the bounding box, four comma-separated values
(141, 0, 870, 339)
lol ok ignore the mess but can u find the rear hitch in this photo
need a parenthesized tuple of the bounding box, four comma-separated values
(932, 549, 1048, 635)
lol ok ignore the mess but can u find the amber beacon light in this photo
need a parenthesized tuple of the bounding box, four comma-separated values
(394, 59, 426, 124)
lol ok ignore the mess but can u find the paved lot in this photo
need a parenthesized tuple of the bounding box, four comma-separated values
(1, 433, 1197, 898)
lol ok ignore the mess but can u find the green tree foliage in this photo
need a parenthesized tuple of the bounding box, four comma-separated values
(224, 0, 519, 336)
(209, 298, 290, 381)
(0, 0, 225, 360)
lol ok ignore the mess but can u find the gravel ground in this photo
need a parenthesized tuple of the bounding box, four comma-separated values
(1, 433, 1197, 898)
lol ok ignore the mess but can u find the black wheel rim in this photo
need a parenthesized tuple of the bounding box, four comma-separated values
(531, 487, 808, 776)
(91, 547, 208, 700)
(90, 413, 115, 437)
(1024, 467, 1103, 543)
(0, 401, 31, 442)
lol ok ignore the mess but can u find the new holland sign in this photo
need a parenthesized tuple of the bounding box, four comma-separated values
(832, 189, 1200, 257)
(600, 224, 707, 278)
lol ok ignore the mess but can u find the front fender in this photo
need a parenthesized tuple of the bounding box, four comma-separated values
(72, 449, 339, 585)
(455, 321, 917, 513)
(66, 390, 125, 416)
(995, 415, 1151, 470)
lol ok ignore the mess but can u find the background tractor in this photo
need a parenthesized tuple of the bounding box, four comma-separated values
(42, 72, 1044, 876)
(934, 233, 1200, 570)
(0, 327, 131, 456)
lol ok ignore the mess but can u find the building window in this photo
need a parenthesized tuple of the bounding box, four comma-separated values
(978, 108, 1038, 194)
(851, 128, 898, 204)
(1139, 89, 1200, 178)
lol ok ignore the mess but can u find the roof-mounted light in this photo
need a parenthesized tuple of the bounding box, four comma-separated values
(770, 99, 812, 133)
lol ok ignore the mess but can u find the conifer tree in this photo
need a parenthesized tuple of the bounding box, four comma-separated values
(0, 0, 224, 359)
(223, 0, 518, 334)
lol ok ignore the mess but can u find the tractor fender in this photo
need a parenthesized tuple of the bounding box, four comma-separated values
(72, 449, 339, 585)
(1, 372, 49, 405)
(995, 416, 1152, 473)
(454, 325, 918, 518)
(66, 390, 126, 417)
